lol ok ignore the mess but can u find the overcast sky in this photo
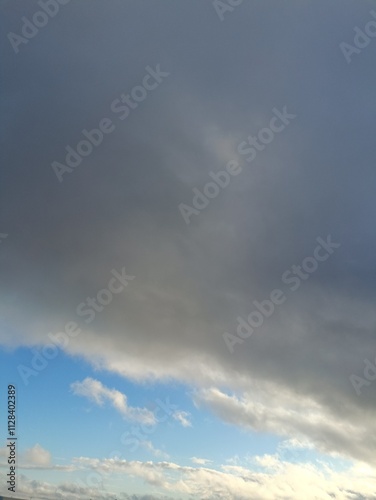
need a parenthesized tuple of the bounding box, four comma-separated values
(1, 1, 376, 499)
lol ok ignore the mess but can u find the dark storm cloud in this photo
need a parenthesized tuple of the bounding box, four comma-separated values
(2, 0, 376, 464)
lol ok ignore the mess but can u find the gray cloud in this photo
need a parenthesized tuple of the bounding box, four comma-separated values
(2, 0, 376, 470)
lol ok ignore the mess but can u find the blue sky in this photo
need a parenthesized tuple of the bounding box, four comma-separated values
(0, 347, 281, 464)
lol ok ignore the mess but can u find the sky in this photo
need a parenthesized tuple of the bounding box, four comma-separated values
(1, 0, 376, 499)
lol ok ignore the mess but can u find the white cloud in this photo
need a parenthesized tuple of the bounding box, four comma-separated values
(71, 377, 156, 425)
(0, 471, 111, 500)
(72, 454, 376, 500)
(193, 385, 376, 466)
(24, 443, 51, 466)
(191, 457, 213, 465)
(172, 410, 191, 427)
(5, 452, 376, 500)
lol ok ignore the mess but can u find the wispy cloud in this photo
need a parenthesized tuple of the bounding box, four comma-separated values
(71, 377, 156, 425)
(172, 410, 192, 428)
(24, 443, 51, 466)
(191, 456, 212, 465)
(141, 440, 169, 459)
(72, 455, 376, 500)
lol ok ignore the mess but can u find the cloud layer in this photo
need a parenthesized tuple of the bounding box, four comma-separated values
(2, 453, 376, 500)
(2, 0, 376, 482)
